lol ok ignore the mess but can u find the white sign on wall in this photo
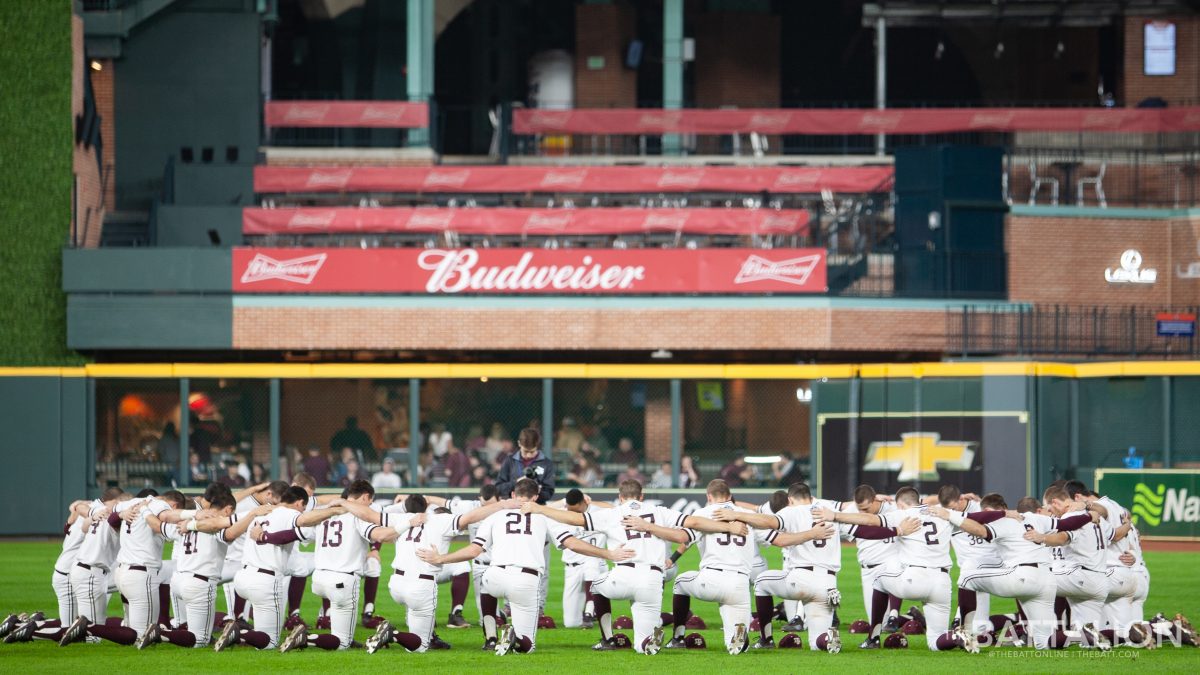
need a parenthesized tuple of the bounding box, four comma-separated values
(1144, 22, 1176, 76)
(1105, 249, 1157, 284)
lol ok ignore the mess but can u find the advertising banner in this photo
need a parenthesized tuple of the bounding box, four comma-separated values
(1095, 469, 1200, 540)
(233, 247, 827, 294)
(253, 165, 895, 194)
(242, 207, 810, 236)
(817, 413, 1029, 501)
(514, 107, 1200, 135)
(264, 101, 428, 128)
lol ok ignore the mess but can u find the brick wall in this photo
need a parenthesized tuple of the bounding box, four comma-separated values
(1122, 15, 1200, 106)
(693, 10, 780, 153)
(72, 16, 104, 248)
(1007, 213, 1200, 306)
(573, 2, 637, 108)
(233, 305, 952, 352)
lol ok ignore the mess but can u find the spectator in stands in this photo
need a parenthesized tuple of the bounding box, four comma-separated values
(617, 460, 646, 486)
(554, 417, 585, 455)
(251, 462, 268, 484)
(483, 423, 509, 464)
(649, 461, 673, 489)
(471, 463, 493, 487)
(567, 454, 602, 488)
(218, 459, 247, 488)
(371, 456, 403, 490)
(302, 445, 332, 486)
(583, 424, 612, 456)
(329, 416, 377, 462)
(610, 437, 639, 465)
(339, 457, 370, 489)
(189, 414, 215, 463)
(463, 425, 487, 453)
(188, 452, 210, 487)
(236, 452, 252, 483)
(719, 456, 753, 488)
(158, 422, 180, 470)
(772, 451, 805, 487)
(444, 444, 472, 488)
(679, 455, 700, 488)
(429, 423, 453, 459)
(332, 447, 359, 484)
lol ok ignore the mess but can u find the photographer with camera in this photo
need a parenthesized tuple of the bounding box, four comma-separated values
(495, 427, 555, 504)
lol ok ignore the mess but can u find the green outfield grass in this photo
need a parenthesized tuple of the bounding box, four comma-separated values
(0, 541, 1196, 673)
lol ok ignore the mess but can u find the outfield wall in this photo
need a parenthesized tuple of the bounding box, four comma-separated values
(1, 361, 1198, 535)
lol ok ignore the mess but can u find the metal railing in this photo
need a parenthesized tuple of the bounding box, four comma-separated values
(1009, 148, 1200, 208)
(950, 304, 1200, 358)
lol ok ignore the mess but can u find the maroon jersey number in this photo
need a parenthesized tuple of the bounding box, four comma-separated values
(404, 524, 425, 542)
(505, 512, 533, 535)
(625, 514, 655, 540)
(182, 531, 198, 555)
(923, 521, 940, 545)
(322, 519, 344, 547)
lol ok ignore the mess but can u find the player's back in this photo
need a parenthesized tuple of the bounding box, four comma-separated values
(1094, 496, 1128, 566)
(55, 509, 94, 572)
(584, 499, 687, 566)
(885, 505, 951, 568)
(447, 498, 492, 564)
(843, 500, 895, 566)
(1060, 513, 1111, 571)
(116, 498, 171, 566)
(475, 508, 558, 572)
(773, 504, 841, 572)
(693, 502, 759, 575)
(315, 512, 377, 573)
(242, 506, 305, 573)
(950, 501, 999, 567)
(391, 511, 460, 575)
(172, 518, 235, 578)
(987, 513, 1053, 566)
(562, 504, 607, 565)
(225, 494, 269, 563)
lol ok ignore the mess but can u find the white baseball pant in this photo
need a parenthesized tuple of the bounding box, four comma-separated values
(674, 567, 752, 649)
(69, 563, 111, 623)
(1052, 567, 1108, 630)
(1130, 567, 1150, 622)
(860, 563, 884, 622)
(538, 543, 550, 615)
(592, 564, 664, 654)
(874, 564, 951, 651)
(53, 568, 76, 623)
(561, 560, 604, 628)
(472, 562, 489, 624)
(233, 567, 287, 648)
(754, 567, 836, 650)
(753, 559, 797, 619)
(387, 571, 437, 651)
(960, 564, 1056, 649)
(434, 560, 470, 584)
(157, 559, 182, 626)
(220, 558, 241, 617)
(480, 565, 541, 649)
(171, 571, 218, 647)
(312, 570, 361, 649)
(115, 563, 160, 634)
(1101, 566, 1138, 638)
(957, 564, 991, 633)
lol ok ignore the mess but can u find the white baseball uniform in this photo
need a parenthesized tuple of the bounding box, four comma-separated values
(871, 505, 953, 650)
(53, 504, 97, 623)
(70, 506, 122, 622)
(949, 501, 998, 632)
(113, 497, 172, 634)
(446, 497, 491, 623)
(1094, 497, 1137, 637)
(222, 494, 269, 616)
(233, 507, 311, 648)
(312, 512, 383, 648)
(755, 504, 840, 650)
(753, 501, 798, 622)
(957, 512, 1058, 649)
(561, 505, 607, 628)
(1052, 512, 1113, 631)
(842, 500, 896, 616)
(583, 499, 688, 653)
(471, 509, 573, 651)
(381, 510, 463, 651)
(162, 516, 238, 646)
(673, 502, 763, 649)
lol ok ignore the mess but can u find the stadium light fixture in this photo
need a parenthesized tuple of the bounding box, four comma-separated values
(934, 40, 945, 60)
(90, 60, 102, 71)
(795, 387, 813, 403)
(745, 455, 782, 464)
(651, 349, 673, 359)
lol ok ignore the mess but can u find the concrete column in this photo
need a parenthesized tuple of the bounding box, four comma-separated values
(875, 16, 887, 156)
(407, 0, 434, 147)
(269, 378, 281, 480)
(670, 379, 682, 486)
(662, 0, 684, 155)
(542, 378, 553, 457)
(179, 378, 190, 487)
(408, 379, 421, 485)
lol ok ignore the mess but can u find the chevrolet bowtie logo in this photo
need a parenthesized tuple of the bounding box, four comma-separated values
(863, 432, 975, 481)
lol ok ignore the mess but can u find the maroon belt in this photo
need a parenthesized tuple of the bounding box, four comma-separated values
(504, 566, 539, 576)
(619, 563, 664, 574)
(244, 565, 275, 576)
(193, 574, 210, 582)
(125, 564, 148, 572)
(395, 569, 435, 581)
(797, 565, 836, 576)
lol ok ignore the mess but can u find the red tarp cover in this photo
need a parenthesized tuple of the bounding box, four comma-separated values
(264, 101, 429, 128)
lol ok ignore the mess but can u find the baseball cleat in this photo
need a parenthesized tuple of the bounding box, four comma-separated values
(773, 602, 788, 622)
(859, 636, 881, 649)
(825, 628, 842, 654)
(906, 606, 926, 629)
(827, 588, 842, 609)
(883, 613, 903, 633)
(953, 625, 979, 654)
(782, 616, 806, 632)
(663, 636, 687, 649)
(581, 613, 595, 629)
(1081, 623, 1111, 651)
(1128, 623, 1154, 649)
(0, 614, 18, 638)
(213, 619, 239, 652)
(280, 624, 307, 653)
(447, 609, 469, 629)
(1175, 614, 1198, 646)
(5, 619, 37, 644)
(591, 637, 618, 651)
(752, 636, 775, 649)
(728, 623, 748, 655)
(135, 622, 160, 650)
(429, 633, 452, 650)
(58, 616, 89, 647)
(495, 625, 516, 656)
(480, 637, 497, 651)
(365, 620, 393, 654)
(643, 626, 663, 655)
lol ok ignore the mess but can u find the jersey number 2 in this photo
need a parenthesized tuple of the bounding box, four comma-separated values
(923, 521, 939, 545)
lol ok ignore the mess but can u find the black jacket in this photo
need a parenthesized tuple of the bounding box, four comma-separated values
(495, 451, 556, 504)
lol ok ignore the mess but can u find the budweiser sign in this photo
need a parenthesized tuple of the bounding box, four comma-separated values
(734, 254, 822, 286)
(240, 253, 328, 285)
(233, 247, 826, 294)
(305, 170, 353, 189)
